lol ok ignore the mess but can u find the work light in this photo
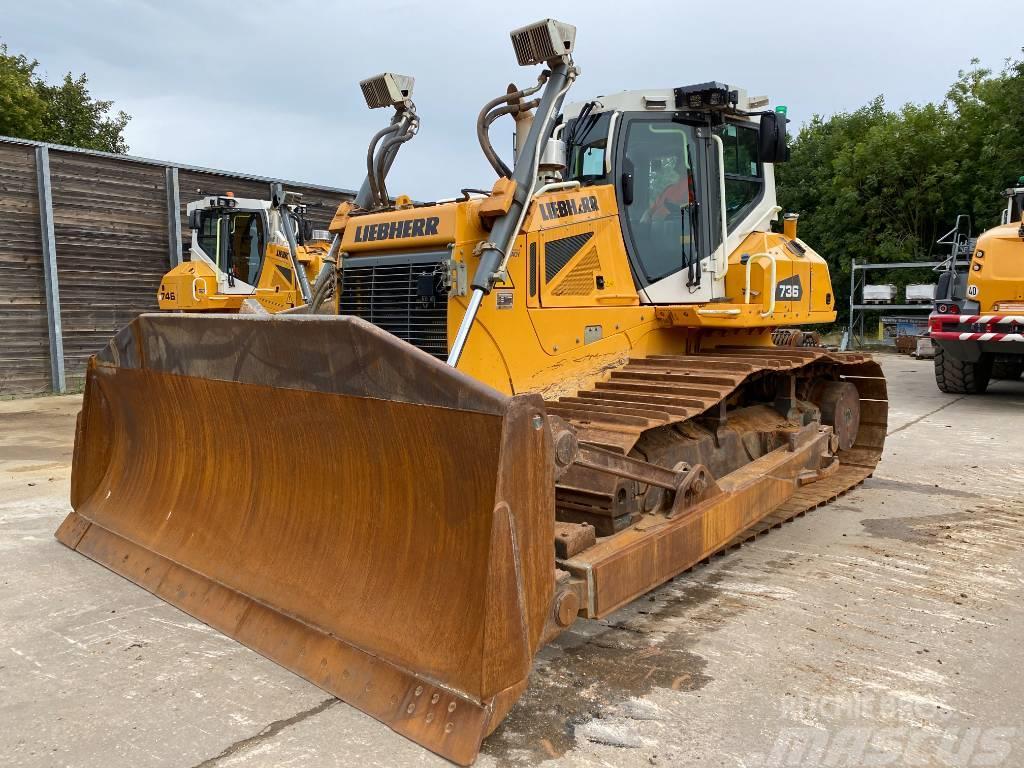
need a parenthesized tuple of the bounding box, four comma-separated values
(360, 73, 415, 110)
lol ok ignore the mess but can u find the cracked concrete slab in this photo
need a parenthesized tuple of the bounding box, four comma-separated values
(1, 356, 1023, 767)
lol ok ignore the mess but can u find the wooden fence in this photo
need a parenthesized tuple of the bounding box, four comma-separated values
(0, 136, 354, 396)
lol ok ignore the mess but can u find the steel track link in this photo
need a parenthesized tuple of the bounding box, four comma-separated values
(549, 346, 888, 544)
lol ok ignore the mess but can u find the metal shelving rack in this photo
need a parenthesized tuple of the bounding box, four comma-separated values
(845, 259, 966, 349)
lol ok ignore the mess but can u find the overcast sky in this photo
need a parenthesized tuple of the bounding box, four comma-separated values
(4, 0, 1021, 200)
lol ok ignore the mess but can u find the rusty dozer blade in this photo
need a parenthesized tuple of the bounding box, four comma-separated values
(55, 314, 556, 765)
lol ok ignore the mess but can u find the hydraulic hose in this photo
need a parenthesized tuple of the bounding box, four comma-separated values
(375, 118, 419, 205)
(476, 76, 547, 178)
(365, 123, 400, 208)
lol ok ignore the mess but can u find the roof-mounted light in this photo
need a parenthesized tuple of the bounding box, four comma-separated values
(674, 82, 739, 111)
(509, 19, 576, 66)
(359, 73, 415, 109)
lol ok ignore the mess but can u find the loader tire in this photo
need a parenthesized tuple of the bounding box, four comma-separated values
(934, 347, 991, 394)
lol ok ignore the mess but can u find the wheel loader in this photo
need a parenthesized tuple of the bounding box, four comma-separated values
(930, 180, 1024, 392)
(56, 19, 887, 765)
(157, 190, 337, 313)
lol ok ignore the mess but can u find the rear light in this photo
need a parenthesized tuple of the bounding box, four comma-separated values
(936, 303, 958, 314)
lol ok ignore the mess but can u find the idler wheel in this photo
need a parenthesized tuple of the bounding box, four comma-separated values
(809, 380, 860, 450)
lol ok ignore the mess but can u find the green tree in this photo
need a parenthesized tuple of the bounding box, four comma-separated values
(777, 51, 1024, 322)
(947, 56, 1024, 229)
(0, 42, 130, 153)
(0, 44, 46, 139)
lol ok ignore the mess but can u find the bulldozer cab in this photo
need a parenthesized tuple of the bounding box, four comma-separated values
(561, 88, 782, 306)
(191, 199, 268, 293)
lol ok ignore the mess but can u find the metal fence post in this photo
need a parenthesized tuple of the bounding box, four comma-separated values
(848, 258, 856, 350)
(35, 146, 66, 394)
(165, 166, 183, 266)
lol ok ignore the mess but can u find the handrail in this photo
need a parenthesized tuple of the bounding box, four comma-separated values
(533, 180, 581, 197)
(604, 111, 620, 174)
(696, 307, 741, 316)
(744, 242, 778, 318)
(191, 276, 207, 303)
(710, 134, 729, 278)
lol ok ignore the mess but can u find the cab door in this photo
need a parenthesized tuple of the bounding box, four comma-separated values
(195, 209, 267, 294)
(614, 115, 722, 303)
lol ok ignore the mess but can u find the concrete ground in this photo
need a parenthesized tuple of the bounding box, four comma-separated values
(1, 354, 1022, 768)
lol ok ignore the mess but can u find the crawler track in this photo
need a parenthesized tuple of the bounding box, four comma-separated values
(548, 346, 888, 547)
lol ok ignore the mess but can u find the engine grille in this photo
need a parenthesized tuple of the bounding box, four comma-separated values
(339, 253, 449, 360)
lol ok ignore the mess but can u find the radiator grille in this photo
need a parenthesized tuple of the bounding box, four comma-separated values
(339, 255, 448, 360)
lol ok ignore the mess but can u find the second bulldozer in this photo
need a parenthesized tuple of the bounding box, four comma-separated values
(58, 19, 887, 766)
(158, 189, 337, 313)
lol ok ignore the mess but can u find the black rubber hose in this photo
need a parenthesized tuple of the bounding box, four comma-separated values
(476, 78, 545, 178)
(375, 126, 417, 206)
(308, 261, 336, 314)
(365, 124, 400, 208)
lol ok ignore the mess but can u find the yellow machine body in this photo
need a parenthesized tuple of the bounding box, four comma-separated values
(966, 220, 1024, 312)
(337, 183, 836, 398)
(158, 242, 326, 312)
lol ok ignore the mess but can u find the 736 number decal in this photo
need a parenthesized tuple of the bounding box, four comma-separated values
(775, 275, 803, 301)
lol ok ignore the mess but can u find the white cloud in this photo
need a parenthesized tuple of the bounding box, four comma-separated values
(4, 0, 1020, 199)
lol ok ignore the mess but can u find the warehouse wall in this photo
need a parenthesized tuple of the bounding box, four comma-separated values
(49, 152, 171, 389)
(0, 144, 50, 395)
(0, 136, 354, 396)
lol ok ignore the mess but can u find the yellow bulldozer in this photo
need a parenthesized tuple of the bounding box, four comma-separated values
(157, 189, 337, 313)
(57, 19, 887, 765)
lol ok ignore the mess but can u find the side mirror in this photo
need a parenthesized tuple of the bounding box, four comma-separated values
(758, 112, 788, 164)
(188, 210, 202, 230)
(621, 158, 635, 205)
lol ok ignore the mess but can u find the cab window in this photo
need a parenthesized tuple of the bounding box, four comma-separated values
(196, 213, 222, 265)
(565, 111, 611, 185)
(715, 122, 763, 228)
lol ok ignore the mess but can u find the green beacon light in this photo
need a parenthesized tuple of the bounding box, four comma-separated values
(775, 105, 788, 117)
